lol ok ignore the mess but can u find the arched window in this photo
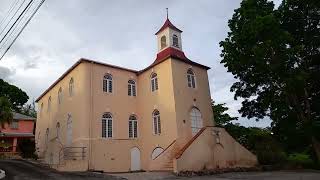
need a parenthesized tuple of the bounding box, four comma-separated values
(102, 112, 113, 138)
(152, 110, 161, 135)
(103, 74, 113, 93)
(56, 122, 61, 139)
(47, 97, 51, 112)
(128, 80, 136, 96)
(129, 115, 138, 138)
(151, 73, 158, 92)
(187, 69, 196, 88)
(40, 103, 44, 115)
(160, 35, 166, 49)
(66, 114, 72, 146)
(172, 34, 179, 48)
(151, 147, 164, 160)
(58, 87, 63, 104)
(45, 128, 49, 147)
(190, 107, 203, 135)
(69, 78, 74, 96)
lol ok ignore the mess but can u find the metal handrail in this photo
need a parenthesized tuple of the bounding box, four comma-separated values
(59, 146, 87, 164)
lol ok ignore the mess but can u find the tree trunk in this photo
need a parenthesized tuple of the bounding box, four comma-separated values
(312, 137, 320, 162)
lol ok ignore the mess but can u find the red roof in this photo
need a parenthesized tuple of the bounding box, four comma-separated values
(139, 47, 210, 73)
(155, 18, 183, 35)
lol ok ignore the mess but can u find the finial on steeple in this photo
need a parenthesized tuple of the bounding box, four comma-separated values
(166, 8, 169, 19)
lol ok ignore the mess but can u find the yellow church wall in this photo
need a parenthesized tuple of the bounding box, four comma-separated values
(35, 62, 91, 164)
(170, 59, 214, 148)
(137, 59, 178, 171)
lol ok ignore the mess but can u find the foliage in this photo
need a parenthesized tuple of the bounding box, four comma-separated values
(0, 96, 13, 128)
(224, 123, 286, 165)
(18, 139, 37, 159)
(286, 153, 314, 168)
(0, 79, 29, 112)
(220, 0, 320, 161)
(212, 100, 238, 126)
(21, 100, 37, 118)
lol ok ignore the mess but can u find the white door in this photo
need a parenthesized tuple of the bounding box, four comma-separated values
(130, 147, 141, 171)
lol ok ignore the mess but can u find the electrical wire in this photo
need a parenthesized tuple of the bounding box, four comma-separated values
(0, 0, 46, 61)
(0, 0, 19, 29)
(0, 0, 27, 37)
(0, 0, 33, 45)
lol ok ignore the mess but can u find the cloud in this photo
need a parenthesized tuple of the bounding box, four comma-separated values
(0, 0, 272, 127)
(0, 66, 15, 81)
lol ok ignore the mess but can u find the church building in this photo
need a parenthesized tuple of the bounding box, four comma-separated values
(35, 16, 257, 173)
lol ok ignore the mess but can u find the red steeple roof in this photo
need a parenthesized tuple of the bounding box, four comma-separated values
(155, 18, 183, 35)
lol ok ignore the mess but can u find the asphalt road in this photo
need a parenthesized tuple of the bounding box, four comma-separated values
(0, 159, 122, 180)
(0, 159, 320, 180)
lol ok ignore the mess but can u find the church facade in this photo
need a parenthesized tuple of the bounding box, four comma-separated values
(35, 18, 257, 172)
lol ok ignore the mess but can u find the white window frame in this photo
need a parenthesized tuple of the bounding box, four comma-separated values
(187, 69, 196, 88)
(103, 74, 113, 93)
(152, 110, 161, 135)
(172, 34, 179, 48)
(128, 80, 137, 96)
(151, 73, 158, 92)
(129, 115, 138, 138)
(102, 112, 113, 138)
(160, 35, 166, 49)
(190, 107, 203, 135)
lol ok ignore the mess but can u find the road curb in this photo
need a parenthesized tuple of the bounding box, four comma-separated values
(0, 169, 5, 179)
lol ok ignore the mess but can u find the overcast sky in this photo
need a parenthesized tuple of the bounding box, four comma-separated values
(0, 0, 281, 127)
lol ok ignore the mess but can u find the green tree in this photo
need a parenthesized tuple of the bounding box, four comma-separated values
(0, 79, 29, 112)
(220, 0, 320, 161)
(0, 96, 13, 128)
(212, 101, 238, 126)
(21, 100, 37, 118)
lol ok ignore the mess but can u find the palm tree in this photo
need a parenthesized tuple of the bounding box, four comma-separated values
(0, 96, 13, 128)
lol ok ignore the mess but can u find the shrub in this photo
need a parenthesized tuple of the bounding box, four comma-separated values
(286, 153, 314, 168)
(18, 139, 37, 159)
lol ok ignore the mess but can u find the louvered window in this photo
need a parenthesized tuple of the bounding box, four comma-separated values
(129, 115, 138, 138)
(151, 73, 158, 92)
(152, 110, 161, 135)
(102, 112, 113, 138)
(103, 74, 113, 93)
(128, 80, 136, 96)
(187, 69, 196, 88)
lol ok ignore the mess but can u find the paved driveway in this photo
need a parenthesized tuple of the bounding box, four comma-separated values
(0, 159, 122, 180)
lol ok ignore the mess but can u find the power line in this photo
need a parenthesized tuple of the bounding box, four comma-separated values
(0, 0, 46, 61)
(0, 0, 26, 37)
(0, 0, 34, 45)
(0, 0, 34, 51)
(0, 0, 19, 29)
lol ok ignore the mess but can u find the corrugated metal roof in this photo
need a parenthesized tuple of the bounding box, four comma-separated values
(13, 112, 36, 121)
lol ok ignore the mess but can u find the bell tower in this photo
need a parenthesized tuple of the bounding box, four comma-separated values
(155, 9, 183, 53)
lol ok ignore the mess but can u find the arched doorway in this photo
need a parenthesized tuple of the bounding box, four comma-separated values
(190, 107, 203, 135)
(130, 147, 141, 171)
(151, 147, 164, 160)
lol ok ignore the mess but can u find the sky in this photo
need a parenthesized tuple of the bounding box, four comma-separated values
(0, 0, 281, 127)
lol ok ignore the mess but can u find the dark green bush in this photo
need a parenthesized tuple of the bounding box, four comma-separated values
(18, 139, 37, 159)
(286, 153, 314, 168)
